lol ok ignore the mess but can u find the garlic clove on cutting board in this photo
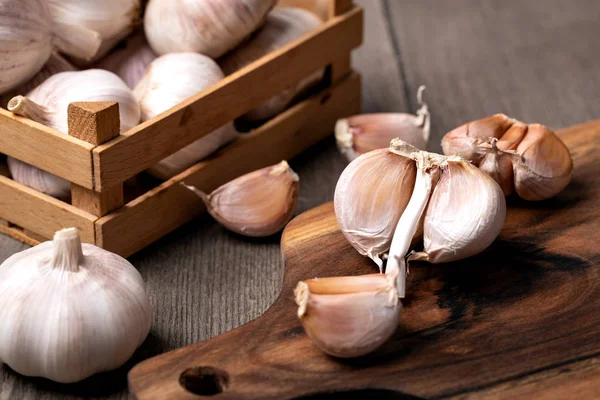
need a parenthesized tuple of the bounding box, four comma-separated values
(0, 228, 152, 383)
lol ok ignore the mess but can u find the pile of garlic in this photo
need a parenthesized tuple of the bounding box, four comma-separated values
(0, 0, 325, 196)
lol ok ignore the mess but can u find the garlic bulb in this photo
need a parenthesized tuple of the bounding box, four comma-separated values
(0, 228, 151, 383)
(335, 86, 430, 161)
(182, 161, 299, 237)
(0, 0, 101, 95)
(134, 53, 239, 179)
(219, 7, 324, 122)
(295, 273, 400, 358)
(95, 33, 157, 89)
(335, 140, 506, 297)
(7, 69, 140, 199)
(442, 114, 573, 200)
(145, 0, 276, 59)
(47, 0, 141, 63)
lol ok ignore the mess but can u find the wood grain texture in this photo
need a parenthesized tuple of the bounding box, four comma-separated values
(2, 1, 600, 399)
(129, 121, 600, 399)
(96, 74, 361, 257)
(0, 108, 94, 189)
(92, 8, 363, 190)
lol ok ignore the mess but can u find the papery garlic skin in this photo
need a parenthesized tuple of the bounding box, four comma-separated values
(95, 34, 157, 89)
(423, 161, 506, 263)
(334, 149, 416, 270)
(295, 274, 400, 358)
(145, 0, 276, 59)
(335, 86, 430, 161)
(134, 53, 239, 179)
(0, 228, 151, 383)
(7, 70, 140, 198)
(219, 7, 323, 122)
(182, 161, 299, 237)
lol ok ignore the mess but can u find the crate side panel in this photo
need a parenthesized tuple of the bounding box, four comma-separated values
(93, 8, 363, 190)
(97, 74, 361, 257)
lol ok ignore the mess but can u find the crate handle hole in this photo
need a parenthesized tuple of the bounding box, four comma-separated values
(179, 366, 229, 396)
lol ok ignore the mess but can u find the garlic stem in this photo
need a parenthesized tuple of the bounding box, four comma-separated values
(7, 96, 51, 125)
(49, 228, 84, 272)
(385, 152, 435, 298)
(414, 85, 430, 145)
(180, 182, 209, 202)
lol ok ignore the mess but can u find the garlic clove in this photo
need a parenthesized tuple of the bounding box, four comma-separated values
(335, 86, 430, 161)
(219, 7, 324, 123)
(182, 161, 299, 237)
(334, 148, 416, 271)
(0, 228, 151, 383)
(478, 140, 515, 196)
(295, 273, 401, 358)
(441, 113, 515, 163)
(145, 0, 276, 59)
(513, 124, 573, 201)
(422, 160, 506, 263)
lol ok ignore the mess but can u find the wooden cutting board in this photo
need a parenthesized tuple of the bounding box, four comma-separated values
(128, 121, 600, 400)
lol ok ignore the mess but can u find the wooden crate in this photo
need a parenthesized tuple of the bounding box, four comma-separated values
(0, 0, 363, 257)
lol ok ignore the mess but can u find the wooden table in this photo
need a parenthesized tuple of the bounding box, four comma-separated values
(1, 1, 599, 398)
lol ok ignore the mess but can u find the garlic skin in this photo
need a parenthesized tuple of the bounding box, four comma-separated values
(47, 0, 141, 63)
(219, 7, 324, 122)
(335, 86, 430, 161)
(295, 273, 400, 358)
(334, 149, 416, 270)
(182, 161, 299, 237)
(7, 69, 140, 199)
(134, 53, 239, 179)
(144, 0, 276, 59)
(442, 115, 573, 200)
(0, 0, 100, 95)
(0, 228, 151, 383)
(95, 34, 157, 89)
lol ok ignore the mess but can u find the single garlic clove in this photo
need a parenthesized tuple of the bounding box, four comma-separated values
(441, 113, 515, 163)
(334, 148, 416, 271)
(295, 273, 401, 358)
(478, 141, 515, 196)
(422, 160, 506, 263)
(182, 161, 299, 237)
(336, 86, 430, 162)
(513, 124, 573, 201)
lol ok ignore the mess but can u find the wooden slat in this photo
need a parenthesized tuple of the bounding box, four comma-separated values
(0, 223, 42, 247)
(0, 108, 95, 188)
(93, 7, 363, 191)
(330, 0, 353, 17)
(0, 176, 96, 244)
(96, 73, 361, 257)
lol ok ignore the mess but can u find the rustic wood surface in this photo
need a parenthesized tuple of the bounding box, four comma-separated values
(1, 0, 599, 398)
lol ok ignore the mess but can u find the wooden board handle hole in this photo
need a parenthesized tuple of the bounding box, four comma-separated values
(179, 366, 230, 396)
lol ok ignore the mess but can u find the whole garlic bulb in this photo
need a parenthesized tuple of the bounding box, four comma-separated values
(442, 114, 573, 200)
(335, 86, 430, 161)
(134, 53, 239, 179)
(0, 228, 151, 383)
(0, 0, 101, 95)
(7, 69, 140, 199)
(335, 140, 506, 298)
(95, 34, 157, 89)
(47, 0, 141, 63)
(295, 273, 400, 358)
(182, 161, 299, 237)
(219, 7, 324, 122)
(144, 0, 276, 59)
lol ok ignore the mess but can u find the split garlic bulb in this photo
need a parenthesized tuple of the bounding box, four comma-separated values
(134, 53, 239, 179)
(335, 86, 430, 161)
(295, 274, 400, 358)
(219, 7, 324, 122)
(0, 228, 151, 383)
(47, 0, 141, 63)
(144, 0, 276, 59)
(0, 0, 101, 94)
(7, 69, 140, 199)
(442, 114, 573, 200)
(182, 161, 299, 237)
(95, 33, 157, 89)
(335, 140, 506, 298)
